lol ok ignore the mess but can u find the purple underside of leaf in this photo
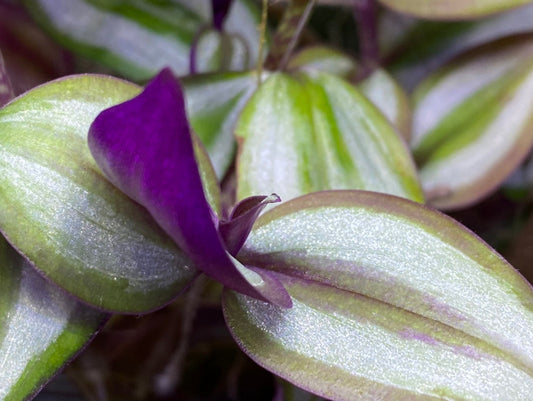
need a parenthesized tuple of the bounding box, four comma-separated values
(88, 68, 291, 308)
(211, 0, 233, 31)
(219, 194, 281, 256)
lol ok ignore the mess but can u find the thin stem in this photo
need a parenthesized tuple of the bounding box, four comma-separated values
(353, 0, 379, 78)
(256, 0, 269, 85)
(153, 276, 206, 396)
(264, 0, 316, 71)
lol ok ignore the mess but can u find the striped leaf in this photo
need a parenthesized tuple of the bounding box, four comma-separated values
(378, 0, 533, 20)
(382, 4, 533, 90)
(358, 68, 412, 141)
(183, 71, 258, 178)
(0, 237, 105, 401)
(412, 34, 533, 210)
(235, 72, 423, 203)
(0, 74, 211, 313)
(22, 0, 261, 81)
(225, 190, 533, 400)
(287, 46, 358, 80)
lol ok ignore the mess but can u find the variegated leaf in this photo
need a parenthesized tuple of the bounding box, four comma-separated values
(22, 0, 261, 80)
(412, 34, 533, 210)
(182, 71, 258, 178)
(358, 68, 412, 141)
(0, 74, 212, 313)
(0, 236, 106, 401)
(236, 71, 423, 203)
(225, 190, 533, 401)
(287, 46, 358, 80)
(378, 0, 533, 20)
(382, 4, 533, 90)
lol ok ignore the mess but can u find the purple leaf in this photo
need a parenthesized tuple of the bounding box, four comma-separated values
(219, 194, 280, 256)
(88, 68, 291, 307)
(211, 0, 233, 31)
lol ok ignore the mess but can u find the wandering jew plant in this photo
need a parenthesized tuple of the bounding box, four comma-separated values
(1, 0, 533, 400)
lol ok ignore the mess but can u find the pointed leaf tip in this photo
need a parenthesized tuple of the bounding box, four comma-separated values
(220, 194, 281, 256)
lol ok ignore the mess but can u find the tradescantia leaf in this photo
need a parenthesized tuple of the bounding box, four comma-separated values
(412, 34, 533, 210)
(226, 190, 533, 400)
(89, 69, 291, 308)
(287, 46, 358, 80)
(0, 237, 106, 401)
(182, 71, 257, 178)
(22, 0, 261, 81)
(378, 0, 533, 20)
(235, 71, 423, 204)
(382, 4, 533, 90)
(0, 74, 204, 313)
(358, 68, 412, 141)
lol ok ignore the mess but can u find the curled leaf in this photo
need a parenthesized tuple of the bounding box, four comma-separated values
(89, 69, 291, 308)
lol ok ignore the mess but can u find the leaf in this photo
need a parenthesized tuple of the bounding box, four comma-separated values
(0, 74, 197, 313)
(22, 0, 262, 81)
(182, 71, 258, 178)
(287, 46, 358, 80)
(235, 72, 423, 203)
(378, 0, 533, 20)
(89, 69, 291, 308)
(412, 34, 533, 210)
(0, 236, 106, 401)
(382, 4, 533, 90)
(358, 68, 412, 141)
(226, 190, 533, 400)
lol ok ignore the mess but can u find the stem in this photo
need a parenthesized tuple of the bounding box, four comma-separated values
(153, 276, 206, 396)
(256, 0, 269, 85)
(353, 0, 379, 78)
(264, 0, 316, 71)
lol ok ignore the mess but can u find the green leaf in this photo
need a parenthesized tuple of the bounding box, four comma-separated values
(382, 5, 533, 89)
(22, 0, 262, 81)
(226, 190, 533, 400)
(0, 74, 201, 313)
(183, 71, 258, 178)
(378, 0, 533, 20)
(287, 46, 358, 80)
(235, 72, 423, 203)
(0, 236, 106, 401)
(358, 68, 412, 141)
(412, 34, 533, 210)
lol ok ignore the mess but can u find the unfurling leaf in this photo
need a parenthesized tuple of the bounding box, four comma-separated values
(0, 237, 106, 401)
(89, 69, 291, 308)
(226, 190, 533, 400)
(412, 34, 533, 210)
(0, 74, 197, 313)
